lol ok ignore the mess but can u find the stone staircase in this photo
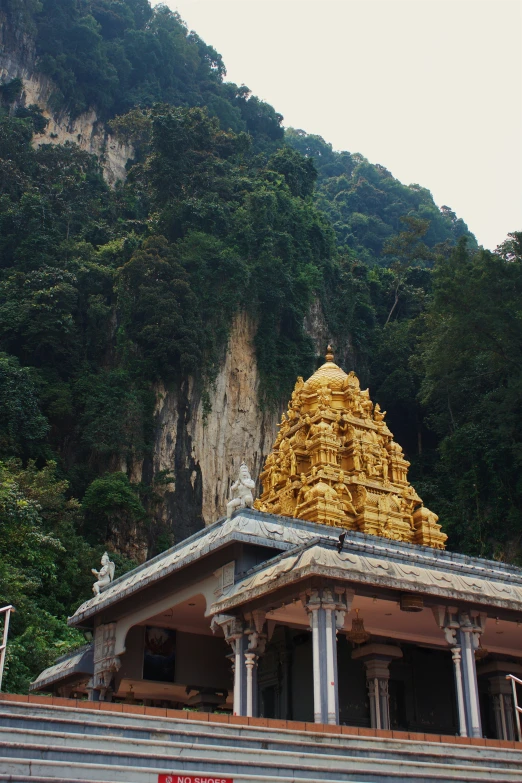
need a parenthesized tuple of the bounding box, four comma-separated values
(1, 696, 522, 782)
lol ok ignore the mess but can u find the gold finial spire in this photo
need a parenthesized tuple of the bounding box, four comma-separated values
(325, 344, 334, 363)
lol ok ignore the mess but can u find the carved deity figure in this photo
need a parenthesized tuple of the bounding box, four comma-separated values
(380, 446, 390, 481)
(290, 376, 304, 410)
(92, 552, 115, 595)
(399, 495, 415, 529)
(360, 389, 373, 419)
(363, 449, 376, 477)
(295, 474, 311, 513)
(317, 385, 332, 411)
(374, 403, 386, 423)
(226, 463, 256, 519)
(288, 445, 297, 477)
(350, 436, 362, 471)
(334, 470, 357, 516)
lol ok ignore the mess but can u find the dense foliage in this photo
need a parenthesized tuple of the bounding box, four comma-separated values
(2, 0, 284, 149)
(286, 129, 475, 265)
(0, 0, 520, 692)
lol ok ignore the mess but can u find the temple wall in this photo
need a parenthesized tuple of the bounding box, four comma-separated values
(290, 636, 314, 722)
(258, 630, 459, 733)
(176, 632, 231, 690)
(337, 637, 370, 727)
(116, 626, 145, 684)
(116, 628, 231, 693)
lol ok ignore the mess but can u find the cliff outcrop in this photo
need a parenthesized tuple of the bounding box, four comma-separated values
(0, 16, 132, 184)
(0, 15, 347, 560)
(151, 312, 285, 544)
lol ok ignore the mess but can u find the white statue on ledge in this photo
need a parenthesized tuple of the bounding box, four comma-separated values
(92, 552, 115, 595)
(226, 463, 255, 519)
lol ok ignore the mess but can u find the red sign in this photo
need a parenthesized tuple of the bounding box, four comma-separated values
(158, 777, 233, 783)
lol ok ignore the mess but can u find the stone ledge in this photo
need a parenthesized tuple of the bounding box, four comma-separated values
(0, 692, 519, 750)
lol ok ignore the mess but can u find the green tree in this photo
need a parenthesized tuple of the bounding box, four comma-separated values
(0, 353, 49, 458)
(382, 216, 432, 325)
(0, 460, 89, 692)
(82, 471, 147, 551)
(417, 236, 522, 559)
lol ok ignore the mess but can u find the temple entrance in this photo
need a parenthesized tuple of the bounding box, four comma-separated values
(258, 627, 458, 735)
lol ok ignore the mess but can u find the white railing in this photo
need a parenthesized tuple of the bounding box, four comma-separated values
(0, 605, 14, 692)
(506, 674, 522, 742)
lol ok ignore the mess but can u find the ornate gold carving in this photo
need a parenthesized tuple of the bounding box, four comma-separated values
(254, 347, 447, 549)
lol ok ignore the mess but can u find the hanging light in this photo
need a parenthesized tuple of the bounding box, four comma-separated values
(345, 608, 370, 646)
(400, 594, 424, 612)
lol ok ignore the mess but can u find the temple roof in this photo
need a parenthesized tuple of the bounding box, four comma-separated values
(254, 347, 447, 549)
(210, 535, 522, 617)
(68, 509, 522, 627)
(29, 644, 93, 692)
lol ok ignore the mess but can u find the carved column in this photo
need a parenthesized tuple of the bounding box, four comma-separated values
(434, 606, 486, 738)
(451, 647, 468, 737)
(244, 610, 267, 718)
(302, 587, 353, 724)
(212, 614, 246, 716)
(459, 613, 484, 738)
(478, 661, 522, 740)
(352, 643, 403, 730)
(491, 679, 516, 741)
(91, 622, 120, 701)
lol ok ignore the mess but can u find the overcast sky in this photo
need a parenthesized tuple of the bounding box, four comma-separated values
(169, 0, 521, 250)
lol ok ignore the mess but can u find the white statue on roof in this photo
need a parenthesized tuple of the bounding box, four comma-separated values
(226, 463, 255, 519)
(91, 552, 115, 595)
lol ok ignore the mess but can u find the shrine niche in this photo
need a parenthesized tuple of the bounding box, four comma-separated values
(254, 347, 447, 549)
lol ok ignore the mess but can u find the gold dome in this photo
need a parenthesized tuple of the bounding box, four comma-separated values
(254, 345, 448, 550)
(303, 345, 348, 392)
(303, 362, 347, 392)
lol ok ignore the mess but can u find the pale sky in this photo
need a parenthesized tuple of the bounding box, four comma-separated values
(169, 0, 522, 250)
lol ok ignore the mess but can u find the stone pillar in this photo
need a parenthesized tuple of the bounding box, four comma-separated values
(302, 587, 353, 724)
(451, 647, 468, 737)
(233, 632, 247, 716)
(491, 678, 516, 741)
(212, 614, 247, 716)
(459, 615, 483, 738)
(352, 643, 403, 730)
(477, 661, 522, 740)
(243, 610, 267, 718)
(91, 622, 120, 701)
(433, 606, 486, 738)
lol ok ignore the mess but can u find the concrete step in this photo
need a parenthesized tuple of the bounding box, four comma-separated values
(2, 727, 522, 782)
(1, 700, 522, 783)
(1, 756, 522, 783)
(1, 721, 522, 775)
(2, 703, 521, 763)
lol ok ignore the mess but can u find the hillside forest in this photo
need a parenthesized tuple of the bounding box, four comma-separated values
(0, 0, 521, 692)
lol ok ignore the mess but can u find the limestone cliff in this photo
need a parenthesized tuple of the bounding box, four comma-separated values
(149, 312, 283, 548)
(0, 23, 343, 560)
(0, 17, 132, 184)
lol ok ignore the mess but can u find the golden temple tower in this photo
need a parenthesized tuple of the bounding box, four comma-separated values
(254, 347, 447, 549)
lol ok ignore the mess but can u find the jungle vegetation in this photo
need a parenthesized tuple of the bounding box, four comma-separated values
(0, 0, 521, 691)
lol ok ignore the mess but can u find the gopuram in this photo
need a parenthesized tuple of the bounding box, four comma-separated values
(254, 346, 446, 548)
(31, 349, 522, 742)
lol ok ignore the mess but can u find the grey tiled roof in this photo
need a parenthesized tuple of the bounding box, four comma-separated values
(69, 509, 522, 626)
(30, 644, 93, 691)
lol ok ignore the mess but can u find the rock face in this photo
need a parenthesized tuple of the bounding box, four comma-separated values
(151, 312, 283, 548)
(0, 20, 133, 184)
(0, 28, 345, 559)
